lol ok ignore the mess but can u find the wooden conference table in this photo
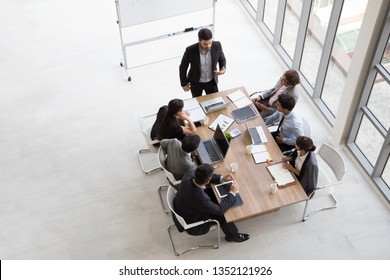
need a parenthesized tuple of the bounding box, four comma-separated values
(194, 86, 308, 223)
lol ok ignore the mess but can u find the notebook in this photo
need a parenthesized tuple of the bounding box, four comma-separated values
(200, 97, 230, 113)
(266, 162, 295, 187)
(183, 98, 206, 122)
(215, 181, 243, 208)
(227, 90, 252, 108)
(251, 144, 272, 164)
(231, 105, 258, 122)
(196, 124, 230, 164)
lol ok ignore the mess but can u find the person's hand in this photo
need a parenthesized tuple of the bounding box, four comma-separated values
(214, 67, 225, 75)
(182, 84, 190, 92)
(177, 110, 190, 121)
(254, 96, 262, 102)
(229, 181, 239, 194)
(282, 156, 289, 162)
(282, 161, 293, 171)
(222, 172, 234, 182)
(254, 102, 267, 111)
(275, 133, 284, 144)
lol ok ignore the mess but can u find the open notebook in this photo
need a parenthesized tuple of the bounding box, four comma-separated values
(266, 162, 295, 187)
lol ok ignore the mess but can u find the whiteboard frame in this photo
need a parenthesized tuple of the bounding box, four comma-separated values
(114, 0, 216, 81)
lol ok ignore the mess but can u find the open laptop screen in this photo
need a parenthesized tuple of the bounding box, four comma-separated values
(213, 124, 230, 158)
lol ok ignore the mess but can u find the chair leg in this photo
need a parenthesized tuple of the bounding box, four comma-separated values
(158, 185, 170, 214)
(167, 222, 220, 256)
(137, 148, 162, 174)
(302, 193, 338, 222)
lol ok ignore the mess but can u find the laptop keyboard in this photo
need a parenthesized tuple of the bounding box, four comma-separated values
(204, 141, 220, 162)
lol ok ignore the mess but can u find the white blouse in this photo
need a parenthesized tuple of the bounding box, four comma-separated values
(295, 152, 309, 172)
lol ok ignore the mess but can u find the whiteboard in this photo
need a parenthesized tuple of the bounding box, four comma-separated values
(117, 0, 214, 28)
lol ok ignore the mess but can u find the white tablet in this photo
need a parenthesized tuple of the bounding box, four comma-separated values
(215, 181, 233, 198)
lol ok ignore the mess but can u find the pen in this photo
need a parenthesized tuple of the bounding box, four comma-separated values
(266, 159, 272, 165)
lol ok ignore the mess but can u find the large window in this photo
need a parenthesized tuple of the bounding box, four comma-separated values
(240, 0, 390, 200)
(322, 0, 368, 116)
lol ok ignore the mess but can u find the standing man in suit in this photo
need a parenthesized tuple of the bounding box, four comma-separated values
(173, 164, 250, 242)
(179, 28, 226, 97)
(160, 134, 201, 180)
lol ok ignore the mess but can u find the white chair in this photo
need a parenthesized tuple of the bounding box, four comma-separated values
(302, 117, 312, 137)
(302, 143, 346, 221)
(157, 146, 182, 213)
(134, 111, 162, 174)
(166, 185, 221, 256)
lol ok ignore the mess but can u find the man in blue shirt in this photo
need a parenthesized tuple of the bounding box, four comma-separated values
(265, 94, 304, 152)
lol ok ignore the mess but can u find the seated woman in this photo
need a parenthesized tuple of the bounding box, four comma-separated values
(282, 136, 318, 196)
(253, 69, 300, 118)
(156, 98, 197, 140)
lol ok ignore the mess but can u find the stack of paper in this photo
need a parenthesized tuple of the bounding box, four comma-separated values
(266, 163, 295, 186)
(183, 98, 206, 122)
(251, 144, 271, 164)
(227, 90, 252, 108)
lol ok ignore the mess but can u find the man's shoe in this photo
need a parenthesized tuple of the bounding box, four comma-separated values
(225, 233, 250, 242)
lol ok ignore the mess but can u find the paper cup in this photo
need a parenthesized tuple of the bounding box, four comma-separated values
(246, 145, 253, 155)
(270, 182, 278, 194)
(230, 162, 238, 173)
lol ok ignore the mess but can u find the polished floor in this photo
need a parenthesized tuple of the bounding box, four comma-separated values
(1, 0, 390, 260)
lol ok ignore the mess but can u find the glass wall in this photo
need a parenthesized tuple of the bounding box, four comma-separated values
(321, 0, 368, 116)
(240, 0, 390, 200)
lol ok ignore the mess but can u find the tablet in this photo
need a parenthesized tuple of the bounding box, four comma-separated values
(215, 181, 233, 198)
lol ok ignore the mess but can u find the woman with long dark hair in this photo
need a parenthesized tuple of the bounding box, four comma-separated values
(157, 98, 197, 140)
(282, 136, 318, 195)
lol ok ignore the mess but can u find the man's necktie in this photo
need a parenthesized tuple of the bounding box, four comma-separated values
(276, 116, 285, 134)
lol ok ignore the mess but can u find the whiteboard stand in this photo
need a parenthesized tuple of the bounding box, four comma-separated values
(115, 0, 216, 82)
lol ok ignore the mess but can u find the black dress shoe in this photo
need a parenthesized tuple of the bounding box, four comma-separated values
(225, 233, 250, 242)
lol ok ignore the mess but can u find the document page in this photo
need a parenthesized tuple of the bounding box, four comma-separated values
(208, 114, 234, 132)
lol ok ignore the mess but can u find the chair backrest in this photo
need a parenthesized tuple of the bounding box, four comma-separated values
(318, 143, 346, 181)
(167, 185, 189, 229)
(158, 146, 181, 186)
(134, 111, 159, 152)
(302, 117, 312, 138)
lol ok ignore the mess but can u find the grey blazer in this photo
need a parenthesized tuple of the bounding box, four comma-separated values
(291, 151, 318, 195)
(160, 138, 196, 180)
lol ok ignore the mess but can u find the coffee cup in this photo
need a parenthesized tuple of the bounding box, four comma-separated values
(270, 182, 278, 194)
(230, 162, 238, 173)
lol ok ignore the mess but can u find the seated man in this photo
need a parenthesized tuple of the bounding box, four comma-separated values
(160, 134, 201, 180)
(173, 164, 250, 242)
(265, 94, 304, 152)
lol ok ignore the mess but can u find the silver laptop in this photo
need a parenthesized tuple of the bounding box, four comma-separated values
(248, 126, 268, 144)
(200, 97, 230, 114)
(196, 124, 230, 164)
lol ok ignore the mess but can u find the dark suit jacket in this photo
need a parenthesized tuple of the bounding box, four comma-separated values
(173, 169, 236, 235)
(179, 41, 226, 87)
(290, 151, 318, 195)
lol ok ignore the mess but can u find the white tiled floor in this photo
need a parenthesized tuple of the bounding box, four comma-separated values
(0, 0, 389, 259)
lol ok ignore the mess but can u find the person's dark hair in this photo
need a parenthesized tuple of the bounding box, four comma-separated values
(296, 136, 316, 152)
(181, 134, 200, 153)
(283, 70, 300, 86)
(157, 99, 184, 140)
(278, 94, 296, 112)
(198, 28, 213, 41)
(194, 164, 214, 185)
